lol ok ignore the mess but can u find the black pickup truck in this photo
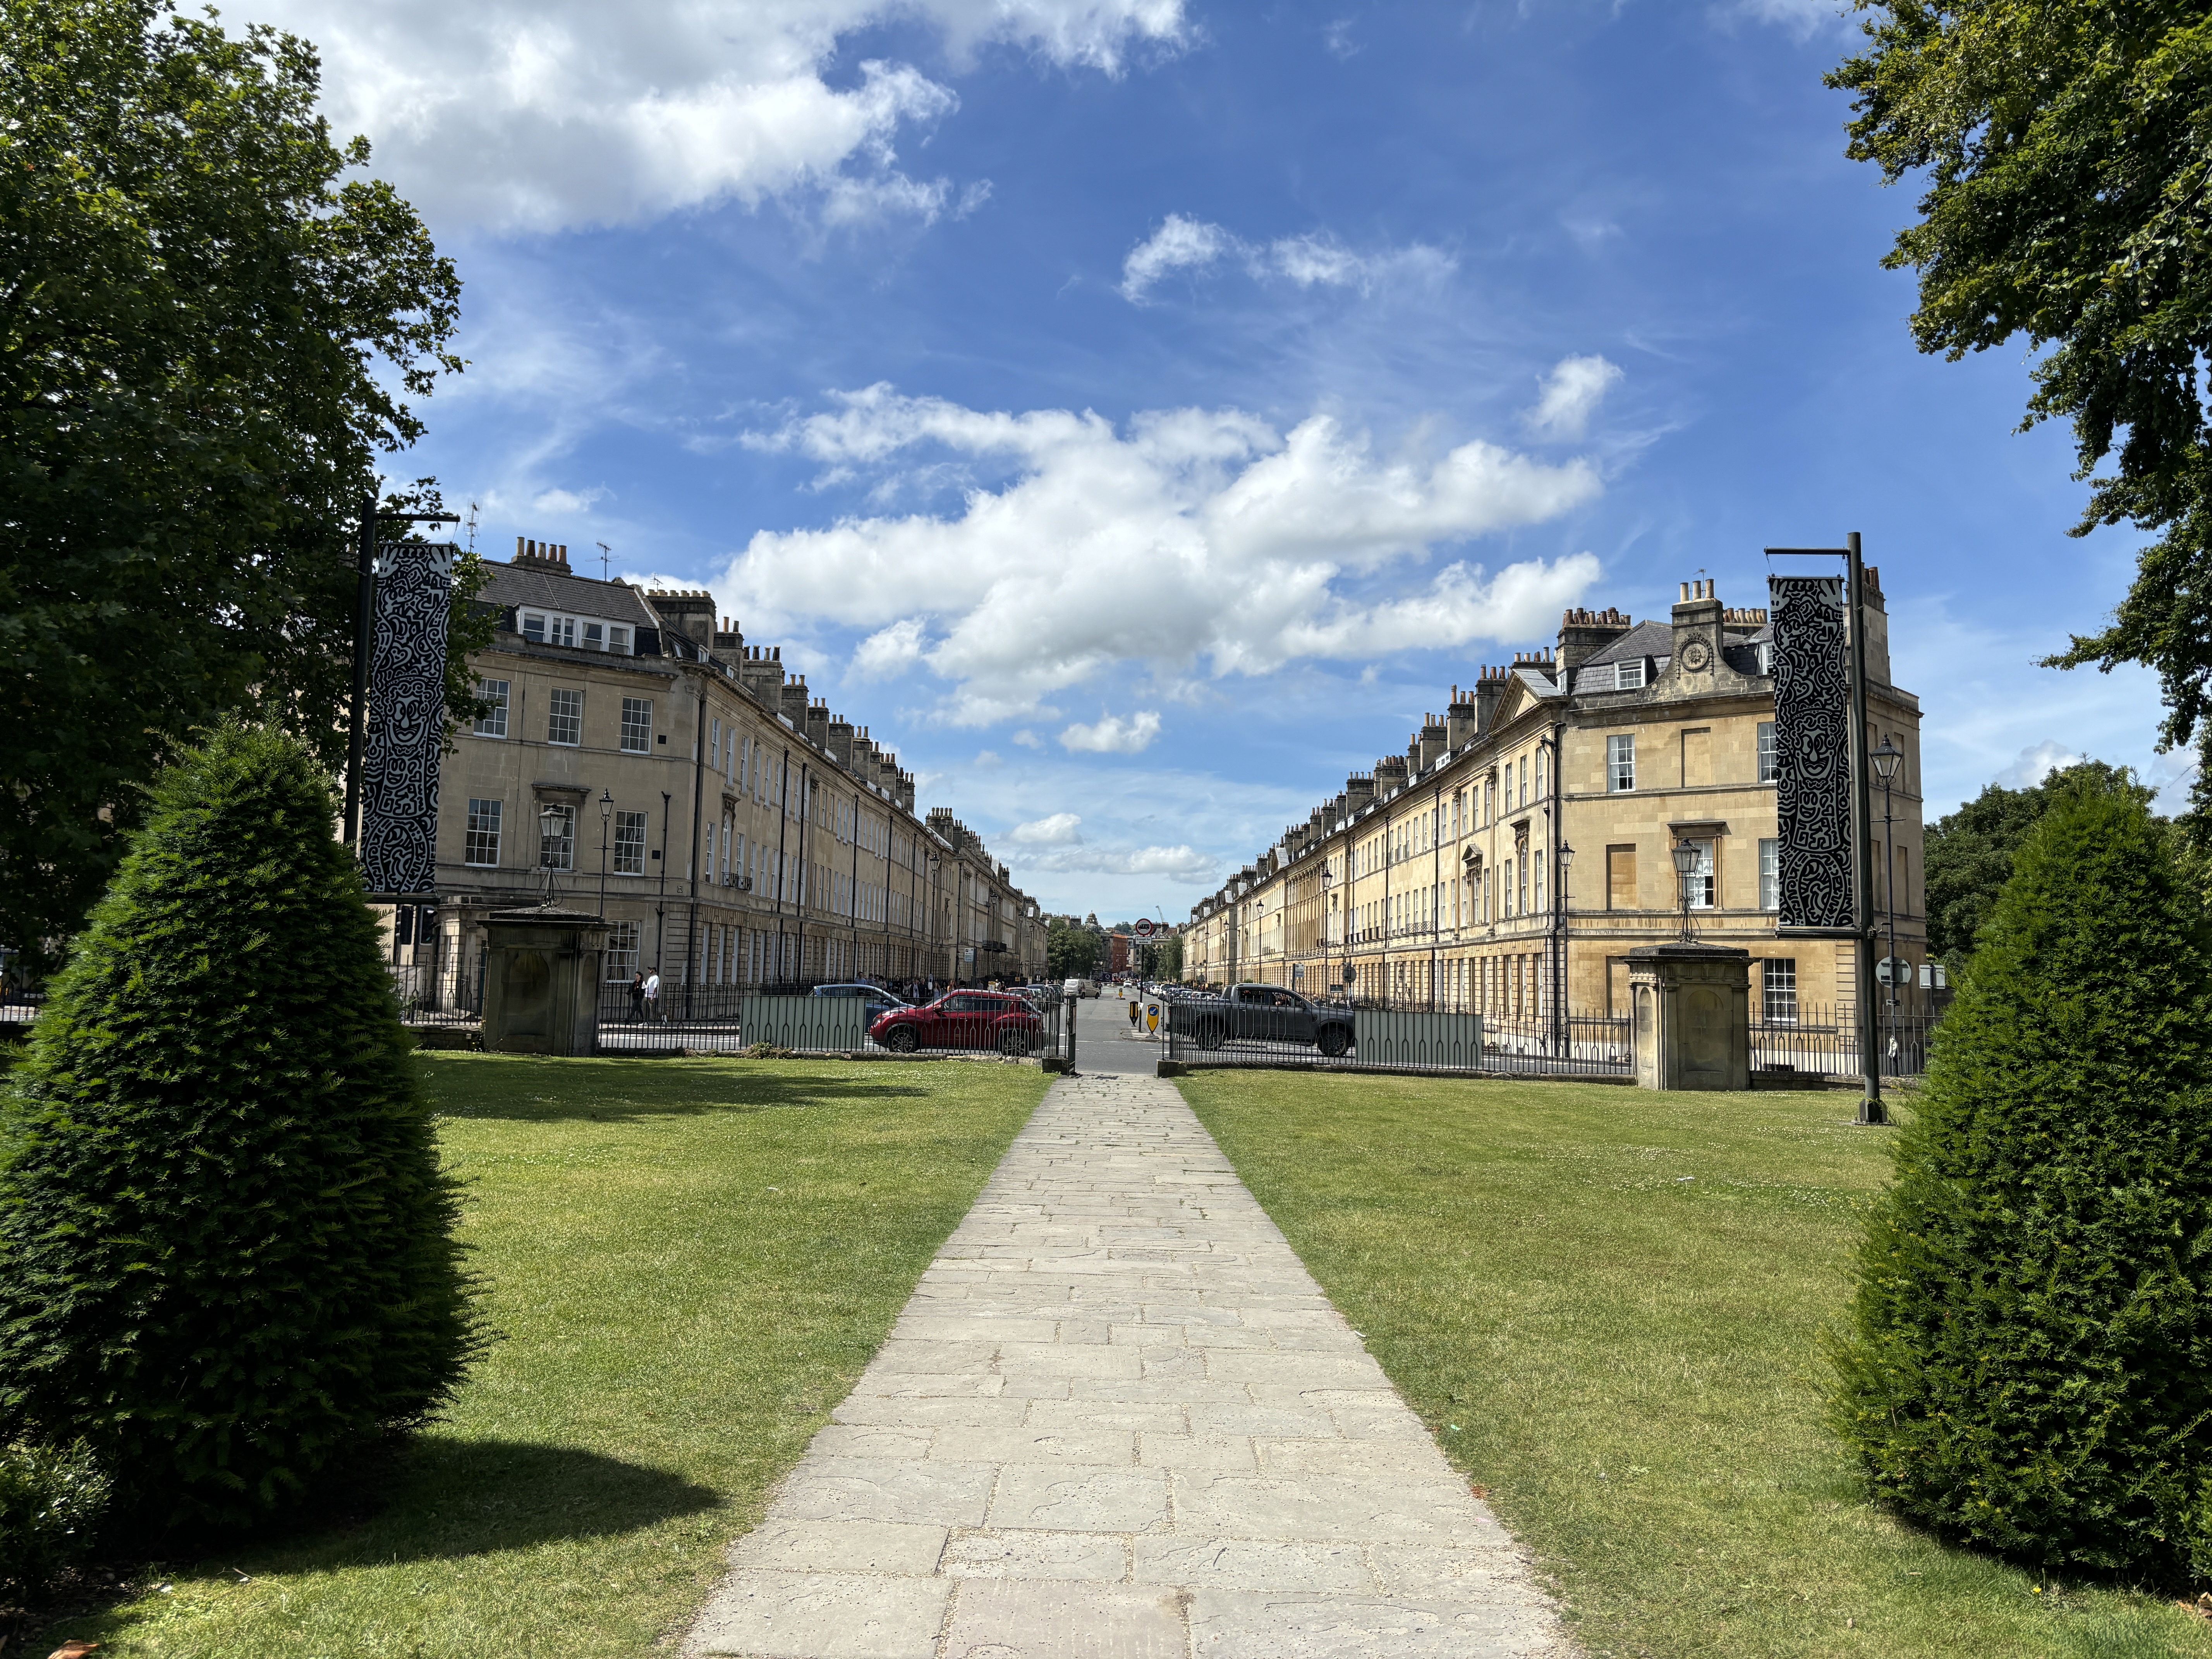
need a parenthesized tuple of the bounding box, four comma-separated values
(1167, 983, 1355, 1057)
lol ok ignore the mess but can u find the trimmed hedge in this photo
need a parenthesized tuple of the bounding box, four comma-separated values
(0, 722, 481, 1531)
(1829, 771, 2212, 1578)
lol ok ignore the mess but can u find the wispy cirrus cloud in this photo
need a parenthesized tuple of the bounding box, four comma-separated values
(1523, 354, 1623, 441)
(1118, 215, 1453, 302)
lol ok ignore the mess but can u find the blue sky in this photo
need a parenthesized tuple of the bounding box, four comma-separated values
(261, 0, 2176, 921)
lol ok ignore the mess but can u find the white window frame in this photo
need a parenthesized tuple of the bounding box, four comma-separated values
(1686, 838, 1715, 909)
(1607, 733, 1636, 792)
(474, 679, 509, 739)
(464, 798, 502, 866)
(620, 697, 653, 754)
(1616, 659, 1645, 690)
(1757, 721, 1778, 785)
(605, 919, 642, 981)
(540, 803, 576, 872)
(1763, 957, 1798, 1025)
(547, 688, 582, 747)
(614, 811, 647, 876)
(1759, 838, 1779, 911)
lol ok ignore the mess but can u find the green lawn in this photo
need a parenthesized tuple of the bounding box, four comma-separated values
(24, 1052, 1048, 1659)
(1179, 1071, 2212, 1659)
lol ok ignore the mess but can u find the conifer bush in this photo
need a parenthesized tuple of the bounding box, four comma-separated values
(1830, 772, 2212, 1579)
(0, 722, 480, 1531)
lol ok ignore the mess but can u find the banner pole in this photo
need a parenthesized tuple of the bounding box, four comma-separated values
(1847, 532, 1884, 1124)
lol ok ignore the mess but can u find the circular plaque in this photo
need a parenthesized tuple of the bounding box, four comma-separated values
(1681, 638, 1712, 672)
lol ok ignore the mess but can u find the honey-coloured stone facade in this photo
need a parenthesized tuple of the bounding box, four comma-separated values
(1183, 575, 1927, 1030)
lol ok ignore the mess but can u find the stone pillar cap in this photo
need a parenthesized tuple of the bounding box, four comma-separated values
(487, 905, 612, 927)
(1627, 941, 1752, 961)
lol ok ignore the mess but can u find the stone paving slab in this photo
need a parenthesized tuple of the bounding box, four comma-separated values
(687, 1072, 1569, 1658)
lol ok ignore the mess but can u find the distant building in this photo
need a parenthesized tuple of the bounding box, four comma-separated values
(1184, 574, 1926, 1028)
(416, 538, 1046, 990)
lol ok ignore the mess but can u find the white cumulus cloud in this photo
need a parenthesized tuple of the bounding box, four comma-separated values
(245, 0, 1188, 234)
(1120, 217, 1451, 302)
(1021, 843, 1217, 882)
(1998, 740, 2087, 789)
(1012, 812, 1085, 843)
(1061, 711, 1163, 754)
(852, 617, 929, 680)
(725, 386, 1603, 724)
(1524, 355, 1623, 441)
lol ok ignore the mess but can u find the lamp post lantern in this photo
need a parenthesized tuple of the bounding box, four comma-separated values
(538, 803, 564, 908)
(1870, 738, 1905, 1072)
(1671, 837, 1699, 943)
(596, 788, 614, 918)
(1554, 841, 1575, 1044)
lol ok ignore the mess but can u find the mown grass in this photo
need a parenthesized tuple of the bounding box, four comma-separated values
(22, 1052, 1048, 1659)
(1179, 1071, 2212, 1659)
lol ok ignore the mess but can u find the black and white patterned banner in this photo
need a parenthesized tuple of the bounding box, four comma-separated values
(360, 540, 454, 897)
(1769, 575, 1856, 932)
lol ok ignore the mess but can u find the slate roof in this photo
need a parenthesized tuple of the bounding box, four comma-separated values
(479, 561, 661, 627)
(1577, 618, 1674, 668)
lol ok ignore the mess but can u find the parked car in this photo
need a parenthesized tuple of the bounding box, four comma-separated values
(871, 990, 1044, 1056)
(810, 981, 909, 1026)
(1166, 983, 1354, 1057)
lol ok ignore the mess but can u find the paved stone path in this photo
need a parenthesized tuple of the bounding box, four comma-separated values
(687, 1071, 1568, 1658)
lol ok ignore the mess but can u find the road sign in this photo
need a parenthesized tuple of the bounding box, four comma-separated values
(1133, 918, 1156, 937)
(1874, 956, 1912, 987)
(1146, 1003, 1161, 1033)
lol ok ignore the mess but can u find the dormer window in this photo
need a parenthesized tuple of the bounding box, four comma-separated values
(1615, 659, 1645, 690)
(520, 611, 631, 653)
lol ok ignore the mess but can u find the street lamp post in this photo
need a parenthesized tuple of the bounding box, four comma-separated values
(1554, 842, 1575, 1051)
(596, 789, 614, 917)
(1671, 837, 1699, 943)
(1871, 739, 1905, 1074)
(538, 803, 564, 908)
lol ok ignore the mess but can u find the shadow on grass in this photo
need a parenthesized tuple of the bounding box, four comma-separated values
(199, 1436, 723, 1569)
(11, 1439, 723, 1653)
(422, 1054, 933, 1122)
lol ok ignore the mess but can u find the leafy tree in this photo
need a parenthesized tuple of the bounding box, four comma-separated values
(0, 722, 481, 1531)
(1827, 6, 2212, 782)
(1829, 770, 2212, 1579)
(1046, 919, 1101, 981)
(1926, 759, 2154, 971)
(0, 0, 474, 973)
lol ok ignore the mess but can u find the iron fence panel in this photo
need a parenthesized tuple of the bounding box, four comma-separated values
(1164, 994, 1629, 1077)
(1750, 1002, 1941, 1081)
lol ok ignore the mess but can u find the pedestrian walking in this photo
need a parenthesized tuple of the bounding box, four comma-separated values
(628, 970, 645, 1022)
(643, 968, 661, 1024)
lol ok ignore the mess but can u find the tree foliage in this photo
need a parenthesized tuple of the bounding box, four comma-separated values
(1830, 771, 2212, 1580)
(1926, 758, 2154, 969)
(0, 0, 471, 971)
(1827, 4, 2212, 771)
(0, 722, 481, 1532)
(1046, 919, 1102, 982)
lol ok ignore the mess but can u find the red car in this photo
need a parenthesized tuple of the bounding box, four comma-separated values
(871, 990, 1042, 1056)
